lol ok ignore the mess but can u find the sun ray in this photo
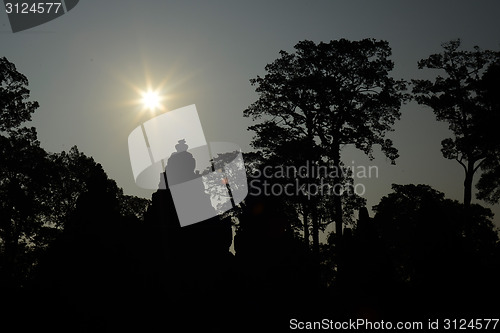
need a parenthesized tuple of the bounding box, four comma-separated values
(111, 52, 203, 127)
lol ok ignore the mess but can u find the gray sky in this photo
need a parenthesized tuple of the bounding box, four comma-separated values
(1, 0, 500, 227)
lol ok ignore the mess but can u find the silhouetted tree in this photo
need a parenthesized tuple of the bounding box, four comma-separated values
(202, 149, 247, 215)
(244, 39, 408, 246)
(47, 146, 150, 227)
(475, 62, 500, 204)
(243, 150, 365, 259)
(0, 57, 39, 132)
(31, 160, 150, 332)
(0, 57, 150, 292)
(373, 184, 499, 317)
(412, 40, 500, 209)
(0, 57, 45, 287)
(0, 127, 50, 287)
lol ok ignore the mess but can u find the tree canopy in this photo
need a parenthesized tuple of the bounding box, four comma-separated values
(412, 39, 500, 207)
(244, 38, 408, 241)
(0, 57, 150, 287)
(0, 57, 39, 133)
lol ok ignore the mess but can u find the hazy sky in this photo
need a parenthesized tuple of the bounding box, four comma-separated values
(1, 1, 500, 227)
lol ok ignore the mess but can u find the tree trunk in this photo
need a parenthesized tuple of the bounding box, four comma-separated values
(303, 203, 310, 249)
(463, 160, 475, 237)
(304, 118, 315, 250)
(311, 205, 319, 258)
(463, 161, 474, 208)
(332, 144, 343, 239)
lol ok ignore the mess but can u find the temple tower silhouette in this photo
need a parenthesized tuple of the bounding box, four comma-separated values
(164, 139, 198, 187)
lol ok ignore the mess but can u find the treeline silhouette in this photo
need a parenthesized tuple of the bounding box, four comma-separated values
(0, 37, 499, 332)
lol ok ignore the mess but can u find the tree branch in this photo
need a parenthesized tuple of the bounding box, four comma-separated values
(456, 157, 467, 172)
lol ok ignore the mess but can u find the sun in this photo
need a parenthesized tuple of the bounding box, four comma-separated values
(141, 90, 162, 111)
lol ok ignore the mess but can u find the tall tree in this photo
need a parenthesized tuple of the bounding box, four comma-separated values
(0, 57, 150, 287)
(475, 62, 500, 204)
(412, 39, 500, 209)
(244, 39, 407, 243)
(0, 57, 43, 286)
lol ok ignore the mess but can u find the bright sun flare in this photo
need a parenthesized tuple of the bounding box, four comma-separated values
(141, 90, 162, 111)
